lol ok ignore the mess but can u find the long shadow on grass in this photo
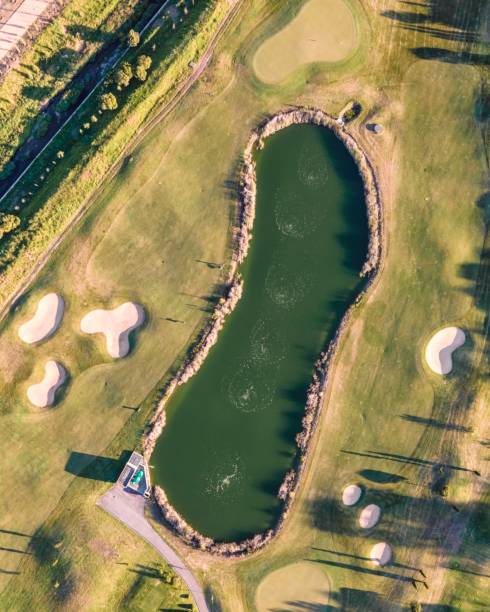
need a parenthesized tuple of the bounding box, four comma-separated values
(307, 490, 489, 567)
(399, 413, 473, 433)
(382, 0, 488, 65)
(64, 449, 131, 482)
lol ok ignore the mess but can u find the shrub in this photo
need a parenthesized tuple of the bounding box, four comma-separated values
(0, 213, 20, 239)
(127, 29, 140, 47)
(32, 116, 51, 139)
(100, 92, 118, 111)
(0, 161, 16, 180)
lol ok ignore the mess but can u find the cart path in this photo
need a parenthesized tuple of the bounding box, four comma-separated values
(97, 485, 209, 612)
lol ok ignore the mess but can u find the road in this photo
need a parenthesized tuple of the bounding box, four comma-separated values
(98, 485, 210, 612)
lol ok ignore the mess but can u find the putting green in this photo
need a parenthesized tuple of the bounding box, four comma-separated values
(255, 562, 330, 611)
(253, 0, 358, 84)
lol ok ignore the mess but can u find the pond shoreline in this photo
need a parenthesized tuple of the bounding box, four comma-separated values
(143, 107, 383, 557)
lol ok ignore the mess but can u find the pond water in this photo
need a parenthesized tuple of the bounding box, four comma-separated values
(151, 123, 369, 541)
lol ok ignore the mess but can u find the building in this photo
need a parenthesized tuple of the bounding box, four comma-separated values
(117, 451, 151, 498)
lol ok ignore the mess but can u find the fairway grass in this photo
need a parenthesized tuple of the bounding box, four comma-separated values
(255, 561, 330, 611)
(252, 0, 358, 84)
(0, 0, 489, 609)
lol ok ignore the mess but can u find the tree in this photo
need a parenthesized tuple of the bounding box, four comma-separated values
(0, 213, 20, 239)
(137, 54, 152, 70)
(100, 92, 118, 111)
(127, 29, 140, 48)
(134, 65, 148, 82)
(135, 54, 152, 82)
(114, 61, 133, 89)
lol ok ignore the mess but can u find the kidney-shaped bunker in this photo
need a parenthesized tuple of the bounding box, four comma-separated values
(80, 302, 145, 358)
(425, 326, 466, 375)
(27, 360, 67, 407)
(18, 293, 64, 344)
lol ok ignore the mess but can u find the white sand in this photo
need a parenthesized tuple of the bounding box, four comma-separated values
(27, 360, 66, 407)
(359, 504, 381, 529)
(18, 293, 64, 344)
(425, 326, 466, 375)
(342, 484, 362, 506)
(80, 302, 145, 358)
(370, 542, 392, 566)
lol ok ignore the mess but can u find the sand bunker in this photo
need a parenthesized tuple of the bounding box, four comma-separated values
(342, 484, 362, 506)
(27, 360, 67, 407)
(18, 293, 64, 344)
(80, 302, 145, 358)
(425, 326, 466, 375)
(370, 542, 392, 566)
(359, 504, 381, 529)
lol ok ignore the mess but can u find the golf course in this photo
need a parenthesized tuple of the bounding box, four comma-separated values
(0, 0, 488, 610)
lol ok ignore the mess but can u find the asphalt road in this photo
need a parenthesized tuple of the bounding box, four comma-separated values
(97, 485, 210, 612)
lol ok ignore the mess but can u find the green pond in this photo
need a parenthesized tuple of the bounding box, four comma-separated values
(151, 123, 369, 541)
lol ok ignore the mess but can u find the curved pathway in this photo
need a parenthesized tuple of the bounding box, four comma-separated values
(97, 485, 209, 612)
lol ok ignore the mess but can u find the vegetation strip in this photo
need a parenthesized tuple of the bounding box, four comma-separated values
(145, 107, 383, 556)
(0, 0, 240, 317)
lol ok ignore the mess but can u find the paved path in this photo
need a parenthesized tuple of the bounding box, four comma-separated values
(97, 485, 209, 612)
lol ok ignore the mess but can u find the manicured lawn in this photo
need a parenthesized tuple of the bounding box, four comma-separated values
(252, 0, 359, 84)
(0, 0, 488, 610)
(255, 561, 330, 611)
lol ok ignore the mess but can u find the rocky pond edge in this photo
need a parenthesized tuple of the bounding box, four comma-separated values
(142, 107, 384, 557)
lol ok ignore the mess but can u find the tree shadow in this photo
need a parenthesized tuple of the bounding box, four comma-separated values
(382, 0, 489, 65)
(357, 469, 407, 484)
(64, 449, 131, 482)
(399, 413, 472, 433)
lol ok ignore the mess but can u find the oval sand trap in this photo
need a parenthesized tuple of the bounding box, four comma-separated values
(425, 326, 465, 375)
(256, 561, 329, 612)
(253, 0, 358, 84)
(27, 360, 67, 407)
(80, 302, 145, 358)
(370, 542, 392, 566)
(359, 504, 381, 529)
(18, 293, 64, 344)
(342, 484, 362, 506)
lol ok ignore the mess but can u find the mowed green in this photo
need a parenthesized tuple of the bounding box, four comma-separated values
(252, 0, 358, 84)
(255, 562, 329, 611)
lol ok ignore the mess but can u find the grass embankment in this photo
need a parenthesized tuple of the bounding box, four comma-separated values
(0, 0, 156, 179)
(0, 0, 488, 609)
(0, 0, 232, 309)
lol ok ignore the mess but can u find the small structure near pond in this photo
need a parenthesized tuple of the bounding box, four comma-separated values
(118, 451, 151, 498)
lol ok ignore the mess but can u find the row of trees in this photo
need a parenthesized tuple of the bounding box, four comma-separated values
(100, 53, 152, 111)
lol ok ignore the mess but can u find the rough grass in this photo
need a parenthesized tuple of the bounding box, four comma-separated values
(0, 0, 488, 610)
(0, 0, 151, 175)
(252, 0, 358, 84)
